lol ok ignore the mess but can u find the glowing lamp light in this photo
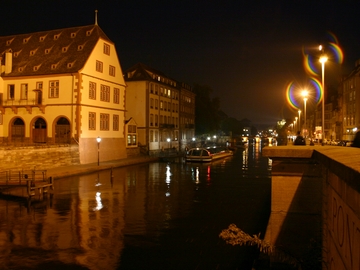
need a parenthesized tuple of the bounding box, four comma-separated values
(319, 55, 328, 64)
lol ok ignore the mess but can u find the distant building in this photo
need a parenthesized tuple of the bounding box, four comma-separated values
(0, 23, 127, 164)
(124, 63, 195, 154)
(178, 82, 195, 150)
(339, 59, 360, 141)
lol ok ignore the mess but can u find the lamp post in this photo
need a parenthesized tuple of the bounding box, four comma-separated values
(319, 45, 328, 145)
(96, 136, 101, 166)
(301, 90, 308, 138)
(298, 110, 301, 134)
(295, 117, 298, 133)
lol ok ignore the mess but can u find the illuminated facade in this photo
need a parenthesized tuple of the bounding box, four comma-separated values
(0, 24, 127, 163)
(125, 63, 194, 154)
(340, 60, 360, 141)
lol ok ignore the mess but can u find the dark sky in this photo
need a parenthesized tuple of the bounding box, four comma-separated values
(2, 0, 360, 129)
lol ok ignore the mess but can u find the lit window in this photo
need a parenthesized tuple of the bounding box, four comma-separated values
(89, 82, 96, 99)
(100, 84, 110, 102)
(21, 84, 28, 100)
(100, 113, 110, 130)
(109, 65, 115, 76)
(114, 88, 120, 104)
(8, 85, 15, 100)
(113, 114, 119, 131)
(96, 60, 103, 72)
(150, 114, 154, 126)
(49, 80, 59, 98)
(103, 43, 110, 55)
(89, 112, 96, 130)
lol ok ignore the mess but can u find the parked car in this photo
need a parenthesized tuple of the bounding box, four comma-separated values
(346, 141, 353, 147)
(331, 140, 340, 146)
(338, 140, 347, 146)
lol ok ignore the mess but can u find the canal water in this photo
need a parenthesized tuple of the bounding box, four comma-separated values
(0, 143, 271, 270)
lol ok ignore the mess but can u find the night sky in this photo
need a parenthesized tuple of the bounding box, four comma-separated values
(2, 1, 360, 129)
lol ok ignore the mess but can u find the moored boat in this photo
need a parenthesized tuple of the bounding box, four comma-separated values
(185, 147, 233, 162)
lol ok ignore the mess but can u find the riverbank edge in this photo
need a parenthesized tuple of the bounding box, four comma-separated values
(46, 155, 160, 180)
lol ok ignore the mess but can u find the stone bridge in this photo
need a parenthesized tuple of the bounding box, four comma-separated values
(263, 145, 360, 270)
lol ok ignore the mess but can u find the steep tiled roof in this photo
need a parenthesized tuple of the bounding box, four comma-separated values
(0, 24, 112, 77)
(125, 63, 175, 82)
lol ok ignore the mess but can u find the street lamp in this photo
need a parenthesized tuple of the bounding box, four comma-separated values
(167, 138, 171, 149)
(295, 117, 298, 133)
(319, 45, 328, 145)
(301, 90, 308, 138)
(96, 136, 101, 166)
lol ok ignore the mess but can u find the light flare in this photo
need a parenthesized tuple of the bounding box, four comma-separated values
(285, 78, 323, 110)
(285, 81, 301, 110)
(303, 52, 319, 76)
(309, 77, 323, 104)
(328, 42, 343, 64)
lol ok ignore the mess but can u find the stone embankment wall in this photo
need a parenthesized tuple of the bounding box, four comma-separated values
(0, 144, 80, 171)
(263, 146, 360, 270)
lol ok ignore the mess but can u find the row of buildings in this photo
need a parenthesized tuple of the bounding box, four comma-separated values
(300, 59, 360, 143)
(0, 22, 195, 164)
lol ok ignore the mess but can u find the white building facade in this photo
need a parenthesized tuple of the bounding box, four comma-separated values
(125, 63, 190, 154)
(0, 24, 127, 164)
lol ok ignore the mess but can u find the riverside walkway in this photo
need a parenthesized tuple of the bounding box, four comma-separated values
(46, 155, 160, 180)
(0, 155, 159, 196)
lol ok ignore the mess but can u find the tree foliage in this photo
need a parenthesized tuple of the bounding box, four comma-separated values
(193, 84, 221, 134)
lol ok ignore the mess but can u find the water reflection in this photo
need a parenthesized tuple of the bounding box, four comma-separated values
(0, 146, 271, 269)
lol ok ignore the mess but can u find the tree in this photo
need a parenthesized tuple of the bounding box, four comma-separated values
(193, 84, 221, 134)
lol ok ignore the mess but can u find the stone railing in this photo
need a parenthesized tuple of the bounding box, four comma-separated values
(262, 145, 360, 270)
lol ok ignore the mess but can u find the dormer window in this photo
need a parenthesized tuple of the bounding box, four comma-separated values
(23, 36, 31, 44)
(30, 49, 37, 56)
(86, 29, 94, 36)
(67, 62, 75, 68)
(33, 65, 41, 71)
(71, 32, 76, 38)
(39, 35, 46, 42)
(51, 63, 59, 70)
(62, 47, 68, 53)
(54, 34, 61, 40)
(78, 45, 84, 51)
(6, 38, 14, 46)
(45, 47, 52, 54)
(18, 67, 24, 72)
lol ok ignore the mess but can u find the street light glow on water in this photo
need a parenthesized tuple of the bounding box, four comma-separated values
(0, 144, 271, 269)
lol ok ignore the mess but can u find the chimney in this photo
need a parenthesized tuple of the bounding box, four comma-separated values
(5, 52, 12, 74)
